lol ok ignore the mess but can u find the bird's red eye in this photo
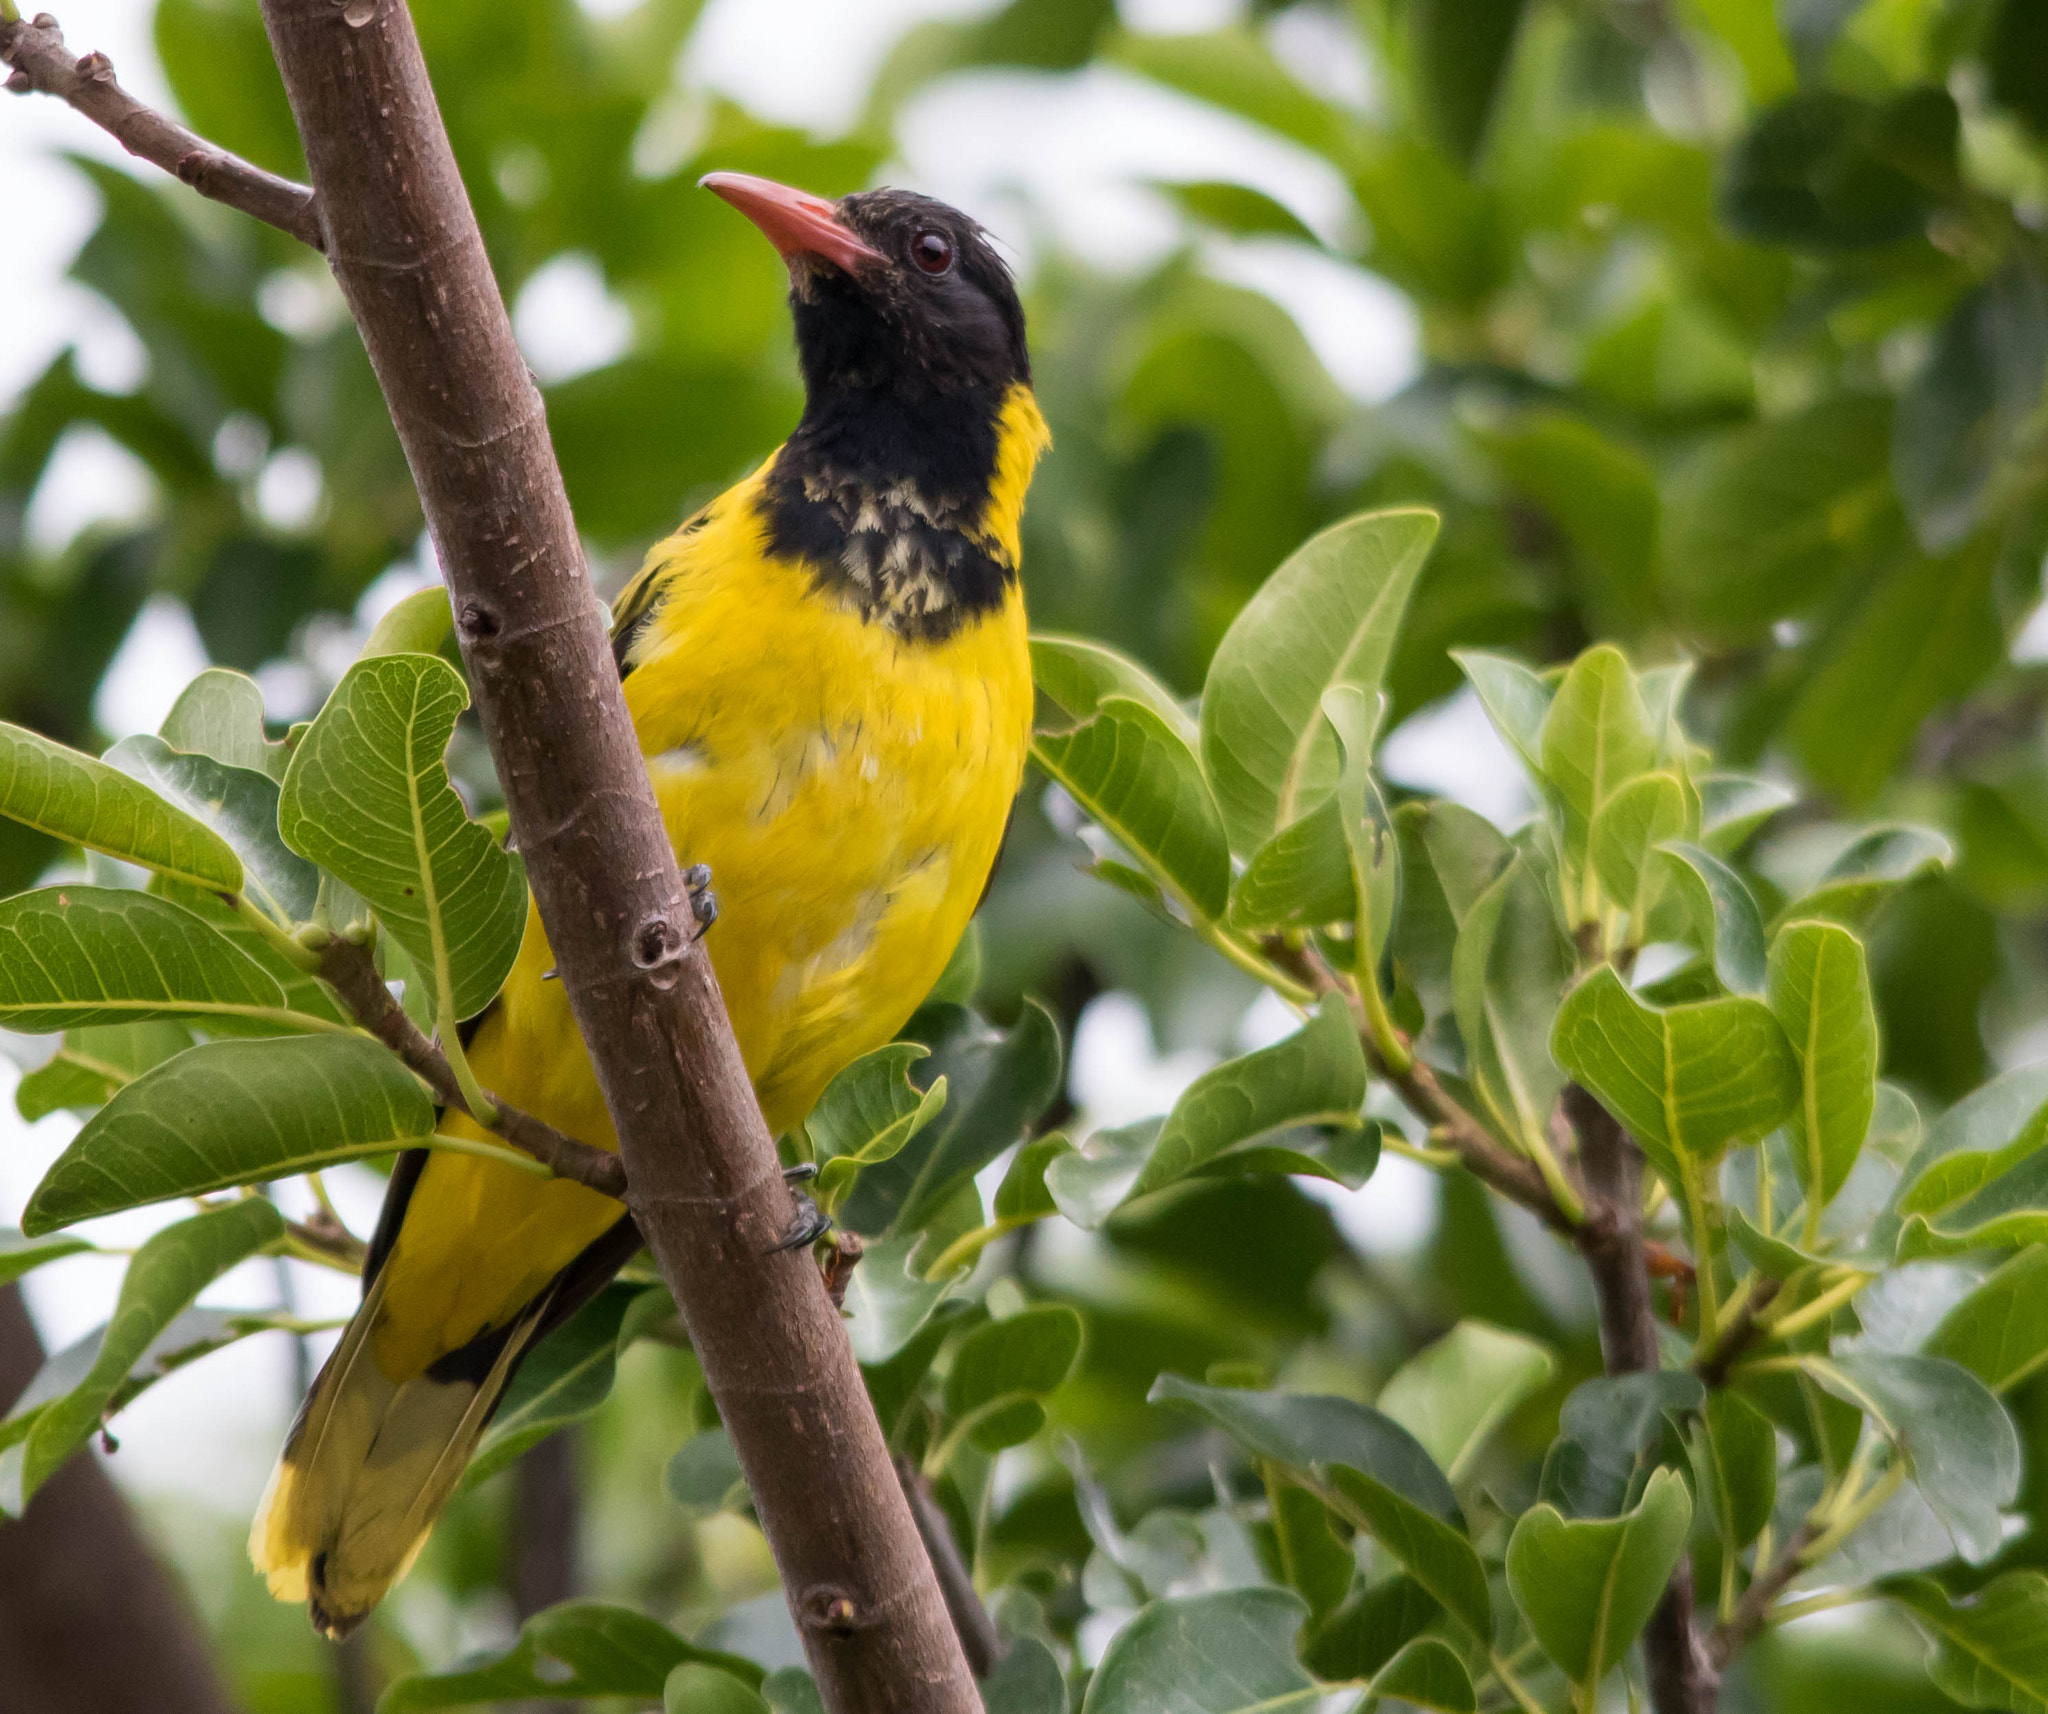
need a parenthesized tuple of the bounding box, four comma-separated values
(910, 230, 954, 275)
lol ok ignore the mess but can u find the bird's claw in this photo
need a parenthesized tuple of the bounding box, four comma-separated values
(770, 1184, 833, 1254)
(683, 863, 718, 936)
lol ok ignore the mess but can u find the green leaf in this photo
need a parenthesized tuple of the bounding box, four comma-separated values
(1032, 633, 1195, 745)
(840, 1232, 955, 1364)
(1722, 90, 1954, 251)
(378, 1602, 760, 1710)
(24, 1035, 435, 1232)
(1539, 644, 1658, 888)
(943, 1305, 1083, 1452)
(1551, 966, 1799, 1180)
(1768, 919, 1878, 1210)
(1925, 1248, 2048, 1393)
(1890, 1569, 2048, 1714)
(104, 735, 320, 925)
(1792, 826, 1953, 930)
(1367, 1638, 1475, 1713)
(279, 653, 527, 1023)
(1590, 772, 1688, 928)
(1658, 842, 1768, 996)
(1199, 507, 1438, 857)
(159, 668, 285, 778)
(995, 1134, 1075, 1223)
(1376, 1320, 1556, 1482)
(981, 1636, 1068, 1714)
(1266, 1476, 1353, 1621)
(1390, 799, 1513, 1027)
(1453, 649, 1554, 780)
(665, 1429, 748, 1518)
(1800, 1353, 2020, 1562)
(761, 1668, 827, 1714)
(362, 586, 454, 660)
(1227, 792, 1357, 931)
(1305, 1575, 1441, 1681)
(0, 720, 242, 891)
(1506, 1467, 1693, 1690)
(17, 1199, 283, 1504)
(14, 1021, 192, 1120)
(1322, 684, 1398, 971)
(0, 887, 310, 1034)
(1452, 847, 1572, 1155)
(1154, 178, 1320, 244)
(1891, 1069, 2048, 1258)
(1045, 997, 1367, 1223)
(0, 1228, 93, 1286)
(807, 1044, 948, 1207)
(1410, 0, 1526, 167)
(1540, 1371, 1703, 1520)
(1148, 1375, 1490, 1636)
(466, 1285, 657, 1488)
(1080, 1588, 1318, 1714)
(665, 1664, 769, 1714)
(1034, 695, 1231, 922)
(1701, 1391, 1778, 1551)
(1698, 773, 1796, 856)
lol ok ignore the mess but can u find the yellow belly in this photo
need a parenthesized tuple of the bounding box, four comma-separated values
(371, 473, 1032, 1373)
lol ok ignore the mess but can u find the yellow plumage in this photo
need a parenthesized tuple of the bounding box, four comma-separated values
(251, 381, 1048, 1630)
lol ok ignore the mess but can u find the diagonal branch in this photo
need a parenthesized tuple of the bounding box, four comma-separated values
(0, 9, 323, 250)
(316, 936, 627, 1199)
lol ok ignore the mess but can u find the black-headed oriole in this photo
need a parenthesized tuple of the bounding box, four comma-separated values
(252, 173, 1046, 1635)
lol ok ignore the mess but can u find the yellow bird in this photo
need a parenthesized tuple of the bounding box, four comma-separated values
(251, 173, 1047, 1635)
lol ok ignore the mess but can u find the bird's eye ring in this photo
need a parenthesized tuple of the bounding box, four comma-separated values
(910, 230, 954, 275)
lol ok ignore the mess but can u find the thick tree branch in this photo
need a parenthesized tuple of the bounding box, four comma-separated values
(316, 937, 627, 1198)
(0, 10, 322, 249)
(1566, 1085, 1719, 1714)
(247, 2, 976, 1706)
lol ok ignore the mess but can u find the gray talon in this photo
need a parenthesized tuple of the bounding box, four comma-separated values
(770, 1188, 833, 1254)
(684, 864, 718, 933)
(782, 1161, 819, 1184)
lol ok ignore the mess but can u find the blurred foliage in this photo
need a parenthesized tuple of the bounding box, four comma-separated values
(6, 0, 2048, 1708)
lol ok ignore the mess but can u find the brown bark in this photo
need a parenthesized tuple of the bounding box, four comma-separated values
(0, 1284, 241, 1714)
(1567, 1086, 1719, 1714)
(248, 2, 979, 1707)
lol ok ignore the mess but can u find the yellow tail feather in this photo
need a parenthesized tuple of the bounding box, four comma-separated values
(250, 1268, 542, 1637)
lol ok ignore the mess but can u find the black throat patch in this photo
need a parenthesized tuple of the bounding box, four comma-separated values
(758, 385, 1016, 644)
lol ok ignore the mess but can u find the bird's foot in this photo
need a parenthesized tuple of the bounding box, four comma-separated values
(683, 863, 718, 937)
(770, 1163, 832, 1253)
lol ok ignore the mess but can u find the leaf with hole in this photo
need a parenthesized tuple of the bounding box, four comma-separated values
(279, 653, 527, 1024)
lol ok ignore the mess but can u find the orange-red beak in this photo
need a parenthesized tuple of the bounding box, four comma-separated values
(700, 172, 886, 275)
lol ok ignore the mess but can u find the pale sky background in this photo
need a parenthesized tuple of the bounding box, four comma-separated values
(0, 0, 1508, 1553)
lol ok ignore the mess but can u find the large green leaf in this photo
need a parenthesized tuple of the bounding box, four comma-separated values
(0, 887, 317, 1034)
(1700, 1391, 1778, 1552)
(1376, 1320, 1556, 1482)
(980, 1637, 1068, 1714)
(1890, 1570, 2048, 1714)
(1034, 695, 1231, 922)
(1080, 1588, 1319, 1714)
(1801, 1352, 2020, 1562)
(806, 1043, 948, 1207)
(1410, 0, 1528, 165)
(1149, 1375, 1490, 1636)
(279, 653, 527, 1023)
(1453, 649, 1553, 780)
(378, 1602, 760, 1710)
(666, 1665, 768, 1714)
(0, 1229, 94, 1286)
(941, 1304, 1083, 1453)
(1367, 1639, 1475, 1713)
(1590, 772, 1688, 930)
(1045, 996, 1367, 1223)
(15, 1199, 282, 1505)
(1768, 919, 1878, 1210)
(840, 1232, 955, 1364)
(1790, 825, 1953, 930)
(1199, 507, 1437, 857)
(1891, 1068, 2048, 1258)
(104, 735, 318, 926)
(23, 1035, 434, 1231)
(1925, 1248, 2048, 1393)
(1540, 1371, 1703, 1520)
(1552, 966, 1798, 1180)
(0, 721, 242, 891)
(1506, 1467, 1692, 1690)
(158, 667, 286, 778)
(1658, 841, 1768, 997)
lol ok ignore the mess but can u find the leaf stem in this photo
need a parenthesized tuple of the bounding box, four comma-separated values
(234, 892, 322, 970)
(1489, 1649, 1549, 1714)
(1759, 1270, 1872, 1344)
(437, 998, 499, 1128)
(1679, 1155, 1720, 1350)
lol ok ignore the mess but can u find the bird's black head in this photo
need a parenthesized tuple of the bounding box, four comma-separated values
(701, 174, 1029, 402)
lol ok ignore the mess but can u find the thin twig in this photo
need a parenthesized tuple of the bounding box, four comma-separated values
(0, 11, 323, 249)
(1568, 1085, 1720, 1714)
(893, 1455, 1003, 1679)
(316, 936, 627, 1198)
(1272, 941, 1581, 1232)
(1705, 1519, 1822, 1670)
(1694, 1277, 1780, 1389)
